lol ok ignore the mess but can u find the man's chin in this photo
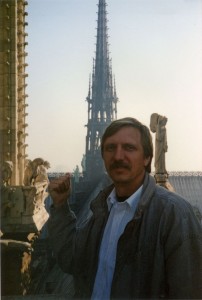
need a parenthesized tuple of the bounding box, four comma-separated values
(109, 170, 129, 182)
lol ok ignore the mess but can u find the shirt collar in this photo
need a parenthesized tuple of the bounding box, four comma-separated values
(107, 185, 143, 212)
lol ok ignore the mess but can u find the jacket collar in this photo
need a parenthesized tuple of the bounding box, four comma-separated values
(135, 172, 156, 218)
(90, 173, 156, 218)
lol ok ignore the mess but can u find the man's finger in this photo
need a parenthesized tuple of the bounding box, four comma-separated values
(48, 175, 70, 193)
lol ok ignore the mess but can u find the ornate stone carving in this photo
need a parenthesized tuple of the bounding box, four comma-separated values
(23, 158, 50, 187)
(1, 184, 49, 233)
(150, 113, 174, 191)
(1, 157, 50, 234)
(150, 113, 168, 175)
(1, 161, 13, 186)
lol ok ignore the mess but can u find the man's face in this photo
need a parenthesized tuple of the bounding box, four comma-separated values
(103, 126, 150, 186)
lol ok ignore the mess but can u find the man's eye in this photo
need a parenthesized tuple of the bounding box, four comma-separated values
(124, 145, 136, 151)
(105, 145, 115, 152)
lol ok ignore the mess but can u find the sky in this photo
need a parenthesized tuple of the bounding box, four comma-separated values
(26, 0, 202, 173)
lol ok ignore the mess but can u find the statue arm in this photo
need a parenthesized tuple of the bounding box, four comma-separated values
(164, 131, 168, 152)
(156, 125, 165, 141)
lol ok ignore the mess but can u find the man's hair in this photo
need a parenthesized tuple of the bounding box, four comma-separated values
(101, 117, 153, 173)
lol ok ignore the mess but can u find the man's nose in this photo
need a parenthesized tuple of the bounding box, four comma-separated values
(114, 146, 124, 160)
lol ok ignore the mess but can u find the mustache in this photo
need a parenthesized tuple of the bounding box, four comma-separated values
(109, 161, 131, 170)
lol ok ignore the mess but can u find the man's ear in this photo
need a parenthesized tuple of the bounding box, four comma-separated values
(144, 157, 150, 167)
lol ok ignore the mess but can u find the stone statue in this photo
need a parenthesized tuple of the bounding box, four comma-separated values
(23, 159, 32, 186)
(34, 160, 50, 187)
(1, 161, 13, 186)
(23, 158, 45, 186)
(150, 113, 168, 175)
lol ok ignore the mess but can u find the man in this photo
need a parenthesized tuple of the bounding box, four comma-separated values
(48, 117, 202, 299)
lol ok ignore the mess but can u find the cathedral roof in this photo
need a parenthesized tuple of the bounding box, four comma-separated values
(168, 172, 202, 217)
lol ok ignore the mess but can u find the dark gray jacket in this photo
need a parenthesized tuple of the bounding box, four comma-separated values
(48, 173, 202, 299)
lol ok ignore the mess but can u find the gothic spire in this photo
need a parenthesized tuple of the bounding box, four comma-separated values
(84, 0, 118, 181)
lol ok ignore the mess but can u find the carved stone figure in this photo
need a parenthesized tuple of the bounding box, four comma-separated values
(23, 158, 44, 186)
(1, 161, 13, 186)
(23, 159, 32, 186)
(34, 160, 50, 187)
(1, 156, 50, 233)
(150, 113, 168, 175)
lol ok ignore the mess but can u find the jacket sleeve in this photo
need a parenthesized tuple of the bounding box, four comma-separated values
(47, 201, 77, 274)
(162, 198, 202, 299)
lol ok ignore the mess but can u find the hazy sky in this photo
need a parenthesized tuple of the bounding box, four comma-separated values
(26, 0, 202, 173)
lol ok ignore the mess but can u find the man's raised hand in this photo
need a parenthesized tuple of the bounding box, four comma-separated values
(48, 173, 71, 207)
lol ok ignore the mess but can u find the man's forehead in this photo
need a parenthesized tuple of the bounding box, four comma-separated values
(104, 127, 141, 142)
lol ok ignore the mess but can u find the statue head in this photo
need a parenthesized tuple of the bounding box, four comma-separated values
(150, 113, 159, 133)
(159, 115, 168, 126)
(150, 113, 168, 131)
(32, 158, 44, 166)
(44, 161, 51, 169)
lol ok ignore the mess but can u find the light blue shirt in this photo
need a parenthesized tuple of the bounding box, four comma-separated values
(91, 185, 143, 300)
